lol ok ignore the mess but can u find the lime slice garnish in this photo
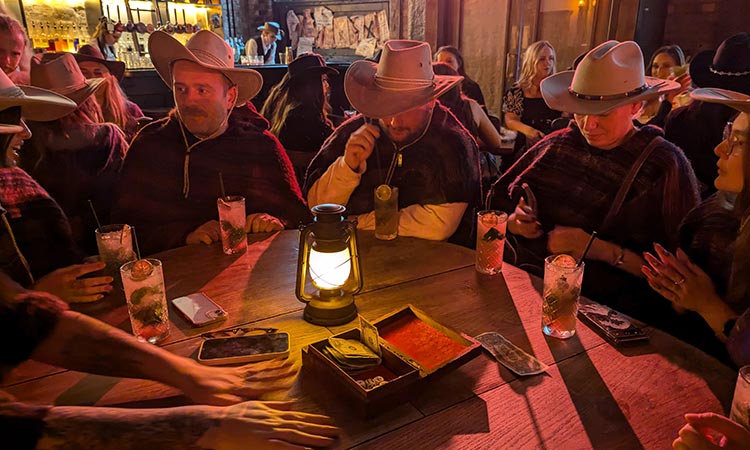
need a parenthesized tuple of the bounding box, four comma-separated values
(552, 254, 577, 268)
(376, 185, 392, 201)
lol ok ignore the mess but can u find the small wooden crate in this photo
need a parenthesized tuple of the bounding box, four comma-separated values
(302, 305, 481, 417)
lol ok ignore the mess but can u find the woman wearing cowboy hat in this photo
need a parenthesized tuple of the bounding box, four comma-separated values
(0, 69, 116, 303)
(19, 53, 128, 254)
(74, 44, 146, 142)
(489, 40, 701, 332)
(665, 32, 750, 199)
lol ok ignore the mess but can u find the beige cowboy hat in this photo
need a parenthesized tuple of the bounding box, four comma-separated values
(149, 30, 263, 105)
(0, 66, 77, 122)
(30, 53, 106, 106)
(691, 87, 750, 113)
(541, 40, 680, 115)
(344, 40, 463, 119)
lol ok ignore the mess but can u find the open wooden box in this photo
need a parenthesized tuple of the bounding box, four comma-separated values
(302, 305, 481, 417)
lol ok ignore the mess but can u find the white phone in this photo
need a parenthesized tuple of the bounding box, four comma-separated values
(171, 292, 227, 327)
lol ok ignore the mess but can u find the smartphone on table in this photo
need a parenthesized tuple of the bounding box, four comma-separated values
(197, 330, 291, 365)
(172, 292, 227, 327)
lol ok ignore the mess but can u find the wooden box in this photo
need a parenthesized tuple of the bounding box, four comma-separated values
(302, 305, 481, 417)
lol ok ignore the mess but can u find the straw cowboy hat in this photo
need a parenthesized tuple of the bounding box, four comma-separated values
(541, 40, 680, 115)
(690, 33, 750, 95)
(344, 40, 462, 119)
(286, 53, 338, 84)
(74, 44, 126, 81)
(0, 67, 77, 122)
(149, 30, 263, 105)
(691, 87, 750, 113)
(30, 53, 106, 106)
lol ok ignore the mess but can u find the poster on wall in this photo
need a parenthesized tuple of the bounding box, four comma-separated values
(284, 7, 389, 53)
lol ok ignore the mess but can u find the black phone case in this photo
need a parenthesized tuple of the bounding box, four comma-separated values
(578, 299, 649, 345)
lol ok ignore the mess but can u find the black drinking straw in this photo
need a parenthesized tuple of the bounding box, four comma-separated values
(132, 227, 142, 260)
(219, 172, 227, 200)
(578, 231, 597, 267)
(88, 199, 102, 230)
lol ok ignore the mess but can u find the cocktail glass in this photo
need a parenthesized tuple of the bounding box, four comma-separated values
(95, 224, 136, 279)
(475, 210, 508, 275)
(120, 258, 169, 344)
(730, 366, 750, 429)
(217, 196, 247, 255)
(375, 185, 399, 240)
(542, 255, 584, 339)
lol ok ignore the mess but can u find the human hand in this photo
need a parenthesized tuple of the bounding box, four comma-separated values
(343, 123, 380, 172)
(547, 226, 591, 260)
(673, 412, 750, 450)
(197, 400, 339, 449)
(178, 358, 299, 406)
(33, 262, 113, 303)
(245, 213, 284, 234)
(641, 244, 719, 314)
(507, 197, 543, 238)
(525, 128, 545, 145)
(666, 73, 692, 103)
(187, 220, 221, 245)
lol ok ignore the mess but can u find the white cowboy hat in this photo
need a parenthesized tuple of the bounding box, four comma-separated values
(344, 40, 463, 119)
(31, 53, 107, 106)
(691, 87, 750, 113)
(149, 30, 263, 105)
(0, 67, 77, 122)
(541, 40, 680, 115)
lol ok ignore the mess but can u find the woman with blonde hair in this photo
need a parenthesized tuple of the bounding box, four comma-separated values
(502, 40, 562, 156)
(74, 44, 145, 141)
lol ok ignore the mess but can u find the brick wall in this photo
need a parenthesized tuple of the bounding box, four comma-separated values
(662, 0, 746, 59)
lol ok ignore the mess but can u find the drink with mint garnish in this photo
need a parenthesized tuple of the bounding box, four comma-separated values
(542, 254, 584, 339)
(120, 258, 169, 344)
(475, 210, 508, 275)
(217, 196, 247, 255)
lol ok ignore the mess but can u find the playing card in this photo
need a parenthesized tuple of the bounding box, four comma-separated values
(475, 332, 548, 376)
(359, 315, 382, 357)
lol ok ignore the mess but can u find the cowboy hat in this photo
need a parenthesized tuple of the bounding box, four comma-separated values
(344, 40, 463, 119)
(257, 21, 283, 41)
(30, 53, 106, 106)
(0, 68, 77, 122)
(691, 87, 750, 113)
(149, 30, 263, 105)
(689, 33, 750, 95)
(74, 44, 126, 81)
(287, 53, 338, 83)
(541, 40, 680, 115)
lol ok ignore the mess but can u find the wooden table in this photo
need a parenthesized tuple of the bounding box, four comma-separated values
(3, 231, 736, 449)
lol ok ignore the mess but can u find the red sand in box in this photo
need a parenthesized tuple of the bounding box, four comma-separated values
(380, 315, 466, 371)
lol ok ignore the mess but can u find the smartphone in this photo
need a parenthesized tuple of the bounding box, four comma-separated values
(172, 293, 227, 327)
(197, 332, 290, 365)
(521, 182, 538, 216)
(578, 299, 649, 345)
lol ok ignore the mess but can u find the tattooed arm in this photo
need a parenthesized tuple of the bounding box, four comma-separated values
(30, 400, 338, 450)
(29, 307, 298, 406)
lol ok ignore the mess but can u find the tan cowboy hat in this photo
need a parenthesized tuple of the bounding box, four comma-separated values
(30, 53, 106, 106)
(691, 87, 750, 113)
(74, 44, 126, 81)
(344, 40, 463, 119)
(541, 40, 680, 115)
(0, 67, 77, 122)
(149, 30, 263, 105)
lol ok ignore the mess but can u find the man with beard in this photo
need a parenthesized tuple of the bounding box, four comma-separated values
(113, 30, 310, 254)
(305, 40, 481, 243)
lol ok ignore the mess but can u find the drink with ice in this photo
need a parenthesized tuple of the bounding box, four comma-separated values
(120, 259, 169, 344)
(95, 224, 136, 277)
(475, 210, 508, 274)
(730, 366, 750, 429)
(217, 196, 247, 255)
(374, 185, 399, 240)
(542, 254, 584, 339)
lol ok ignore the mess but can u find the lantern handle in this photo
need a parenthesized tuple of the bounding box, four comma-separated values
(295, 225, 314, 304)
